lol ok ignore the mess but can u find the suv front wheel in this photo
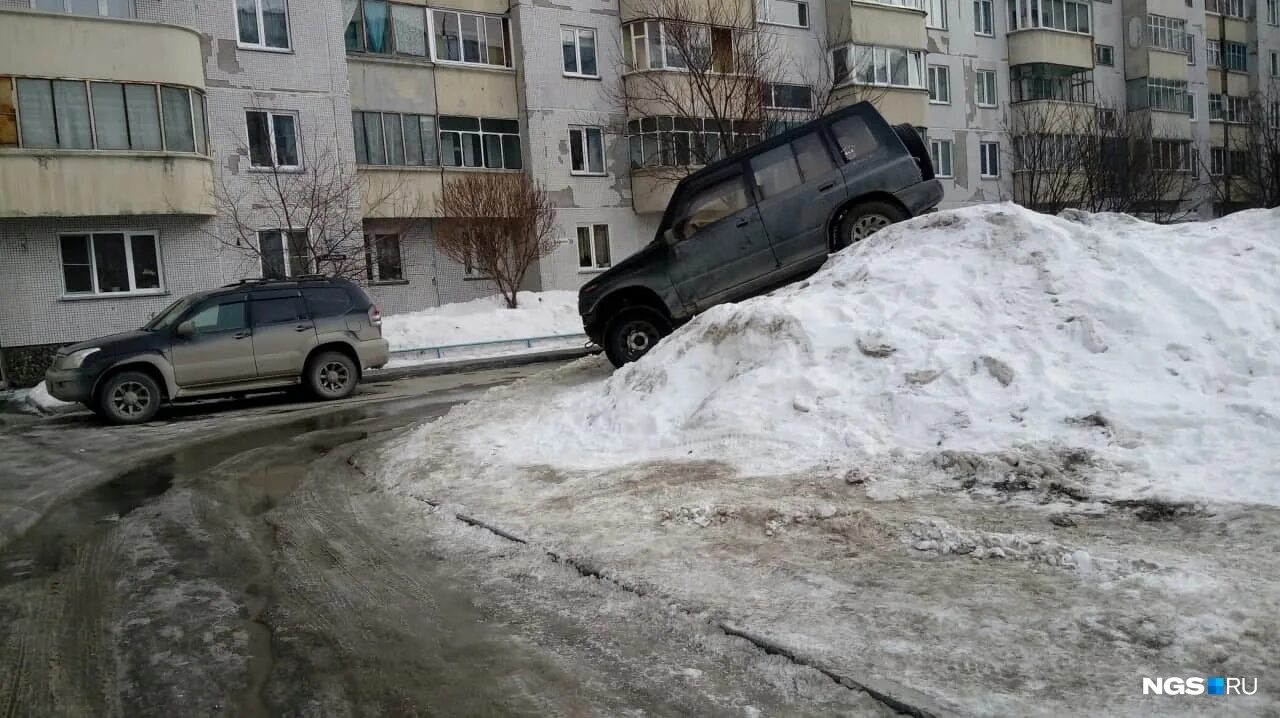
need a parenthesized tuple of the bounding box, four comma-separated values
(97, 370, 162, 424)
(604, 306, 671, 368)
(306, 351, 359, 400)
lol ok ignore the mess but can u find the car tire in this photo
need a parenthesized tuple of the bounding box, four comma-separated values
(835, 201, 909, 251)
(306, 351, 359, 401)
(604, 306, 672, 368)
(97, 371, 162, 425)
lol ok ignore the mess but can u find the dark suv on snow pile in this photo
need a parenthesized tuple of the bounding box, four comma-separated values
(45, 276, 389, 424)
(580, 101, 942, 367)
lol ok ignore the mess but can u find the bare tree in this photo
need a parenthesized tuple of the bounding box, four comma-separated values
(1210, 83, 1280, 211)
(209, 131, 415, 281)
(1003, 101, 1090, 213)
(433, 173, 557, 309)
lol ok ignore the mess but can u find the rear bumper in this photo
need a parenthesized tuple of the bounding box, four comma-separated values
(896, 179, 945, 216)
(358, 338, 390, 369)
(45, 367, 96, 403)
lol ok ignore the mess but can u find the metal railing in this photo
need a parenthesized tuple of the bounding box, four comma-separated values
(386, 333, 593, 362)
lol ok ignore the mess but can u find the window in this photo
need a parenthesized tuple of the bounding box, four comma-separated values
(364, 234, 403, 281)
(1268, 0, 1279, 22)
(1187, 35, 1196, 64)
(576, 225, 612, 270)
(1210, 147, 1224, 175)
(33, 0, 131, 18)
(929, 138, 953, 178)
(1188, 93, 1196, 119)
(1010, 64, 1094, 103)
(975, 69, 997, 106)
(246, 110, 299, 169)
(1128, 77, 1189, 112)
(344, 1, 428, 56)
(562, 27, 599, 77)
(1224, 41, 1248, 71)
(1271, 101, 1280, 129)
(1095, 44, 1114, 66)
(58, 232, 162, 296)
(1008, 0, 1091, 32)
(830, 115, 879, 160)
(258, 230, 311, 279)
(750, 145, 804, 198)
(974, 0, 994, 34)
(1097, 108, 1117, 129)
(979, 141, 999, 177)
(431, 10, 511, 66)
(303, 288, 353, 317)
(1151, 140, 1192, 171)
(353, 111, 437, 166)
(859, 0, 924, 8)
(15, 79, 204, 154)
(622, 20, 742, 72)
(1272, 51, 1279, 76)
(766, 84, 814, 110)
(236, 0, 289, 49)
(627, 116, 761, 168)
(928, 65, 951, 103)
(1205, 0, 1247, 17)
(677, 175, 748, 238)
(569, 126, 606, 175)
(832, 45, 926, 89)
(758, 0, 809, 26)
(1209, 94, 1249, 123)
(252, 296, 308, 325)
(439, 116, 521, 169)
(926, 0, 947, 28)
(1146, 15, 1188, 53)
(189, 301, 248, 334)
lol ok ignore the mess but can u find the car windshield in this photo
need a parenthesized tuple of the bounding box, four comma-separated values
(143, 297, 194, 331)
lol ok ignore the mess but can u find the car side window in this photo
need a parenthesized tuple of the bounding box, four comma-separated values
(829, 115, 879, 161)
(303, 287, 352, 318)
(678, 174, 749, 239)
(188, 301, 247, 334)
(252, 297, 308, 326)
(750, 145, 803, 199)
(792, 132, 836, 180)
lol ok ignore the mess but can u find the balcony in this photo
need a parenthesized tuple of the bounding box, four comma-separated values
(630, 169, 679, 214)
(828, 0, 927, 50)
(1008, 30, 1094, 69)
(831, 86, 927, 126)
(359, 168, 529, 218)
(0, 152, 213, 217)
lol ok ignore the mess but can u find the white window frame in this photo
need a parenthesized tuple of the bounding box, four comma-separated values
(561, 26, 599, 78)
(569, 126, 606, 175)
(973, 0, 994, 35)
(576, 224, 612, 271)
(929, 138, 953, 178)
(1095, 44, 1114, 66)
(257, 228, 312, 279)
(758, 0, 810, 27)
(364, 233, 404, 283)
(976, 69, 998, 107)
(1269, 0, 1279, 24)
(927, 65, 950, 103)
(1008, 0, 1091, 33)
(30, 0, 134, 18)
(1206, 0, 1247, 18)
(925, 0, 947, 28)
(764, 83, 814, 110)
(234, 0, 292, 52)
(979, 141, 999, 178)
(57, 230, 165, 298)
(833, 44, 926, 89)
(246, 110, 302, 170)
(428, 9, 513, 68)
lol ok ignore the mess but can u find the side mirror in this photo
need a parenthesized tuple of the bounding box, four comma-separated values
(176, 320, 195, 338)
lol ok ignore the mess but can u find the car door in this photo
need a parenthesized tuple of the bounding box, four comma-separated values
(750, 132, 847, 269)
(828, 111, 916, 196)
(170, 297, 256, 387)
(249, 290, 316, 378)
(667, 166, 778, 312)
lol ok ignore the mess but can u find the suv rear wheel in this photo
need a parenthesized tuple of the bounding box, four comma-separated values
(306, 351, 359, 400)
(604, 306, 671, 368)
(98, 370, 162, 424)
(835, 201, 908, 251)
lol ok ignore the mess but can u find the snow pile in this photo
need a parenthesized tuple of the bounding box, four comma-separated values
(380, 290, 581, 351)
(431, 204, 1280, 506)
(0, 381, 75, 415)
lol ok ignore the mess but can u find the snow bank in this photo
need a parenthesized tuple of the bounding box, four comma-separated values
(380, 290, 581, 351)
(428, 204, 1280, 506)
(0, 381, 76, 415)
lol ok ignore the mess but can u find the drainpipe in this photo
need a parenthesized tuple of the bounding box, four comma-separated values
(1220, 11, 1231, 209)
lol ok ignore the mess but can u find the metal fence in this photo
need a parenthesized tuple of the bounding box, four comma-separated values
(386, 333, 593, 362)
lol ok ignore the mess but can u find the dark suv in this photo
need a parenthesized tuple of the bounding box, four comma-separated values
(45, 276, 389, 424)
(580, 102, 943, 367)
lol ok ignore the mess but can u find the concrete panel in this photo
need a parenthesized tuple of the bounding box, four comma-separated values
(1008, 29, 1094, 69)
(0, 9, 204, 89)
(360, 168, 529, 217)
(620, 0, 755, 26)
(1148, 49, 1190, 80)
(630, 170, 679, 214)
(434, 66, 519, 118)
(1144, 109, 1193, 138)
(1008, 100, 1095, 134)
(1145, 0, 1189, 18)
(833, 85, 927, 125)
(846, 2, 927, 49)
(434, 0, 510, 15)
(0, 153, 214, 217)
(349, 58, 440, 114)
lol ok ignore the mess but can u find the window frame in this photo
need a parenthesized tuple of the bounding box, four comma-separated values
(257, 229, 312, 279)
(56, 230, 165, 299)
(831, 44, 926, 90)
(561, 26, 600, 78)
(1008, 0, 1091, 33)
(576, 224, 613, 271)
(429, 9, 513, 68)
(979, 141, 999, 178)
(925, 0, 947, 29)
(438, 116, 522, 170)
(973, 0, 995, 35)
(364, 233, 405, 282)
(353, 110, 438, 167)
(1095, 44, 1115, 66)
(975, 69, 998, 107)
(757, 0, 811, 27)
(235, 0, 292, 52)
(929, 138, 953, 178)
(927, 64, 951, 103)
(568, 126, 607, 176)
(764, 83, 814, 110)
(13, 79, 206, 155)
(245, 109, 302, 170)
(30, 0, 134, 18)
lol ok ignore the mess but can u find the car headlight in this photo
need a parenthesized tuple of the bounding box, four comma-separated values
(64, 348, 100, 369)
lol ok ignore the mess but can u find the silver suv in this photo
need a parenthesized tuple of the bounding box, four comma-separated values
(45, 276, 389, 424)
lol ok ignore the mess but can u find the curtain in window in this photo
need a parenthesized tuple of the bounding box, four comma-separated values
(52, 80, 91, 149)
(247, 111, 273, 166)
(586, 128, 604, 173)
(461, 14, 482, 63)
(237, 0, 260, 44)
(193, 94, 207, 155)
(344, 0, 363, 51)
(273, 114, 298, 166)
(287, 231, 312, 276)
(353, 112, 369, 164)
(259, 231, 285, 279)
(90, 83, 129, 150)
(261, 0, 288, 48)
(579, 31, 597, 75)
(385, 114, 405, 165)
(363, 113, 386, 164)
(94, 234, 129, 293)
(576, 227, 592, 267)
(125, 85, 162, 150)
(16, 79, 57, 149)
(161, 86, 195, 152)
(592, 226, 611, 267)
(485, 17, 505, 65)
(434, 11, 460, 61)
(392, 5, 426, 55)
(364, 0, 389, 53)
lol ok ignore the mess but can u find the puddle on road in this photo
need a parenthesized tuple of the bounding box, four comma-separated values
(0, 400, 447, 588)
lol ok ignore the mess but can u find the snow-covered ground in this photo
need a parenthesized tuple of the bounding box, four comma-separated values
(380, 290, 582, 351)
(0, 381, 75, 414)
(366, 204, 1280, 715)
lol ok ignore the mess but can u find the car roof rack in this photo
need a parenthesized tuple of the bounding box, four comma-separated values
(222, 274, 332, 288)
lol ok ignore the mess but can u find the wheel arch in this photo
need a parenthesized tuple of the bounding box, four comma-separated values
(306, 342, 362, 379)
(93, 357, 175, 401)
(827, 192, 911, 251)
(591, 286, 674, 330)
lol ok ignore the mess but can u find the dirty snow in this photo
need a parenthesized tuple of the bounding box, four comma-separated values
(380, 290, 582, 351)
(422, 204, 1280, 507)
(0, 381, 75, 414)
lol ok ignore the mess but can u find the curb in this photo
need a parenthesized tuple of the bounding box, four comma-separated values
(365, 345, 601, 382)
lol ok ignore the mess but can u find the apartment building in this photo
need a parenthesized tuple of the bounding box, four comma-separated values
(1, 0, 1277, 385)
